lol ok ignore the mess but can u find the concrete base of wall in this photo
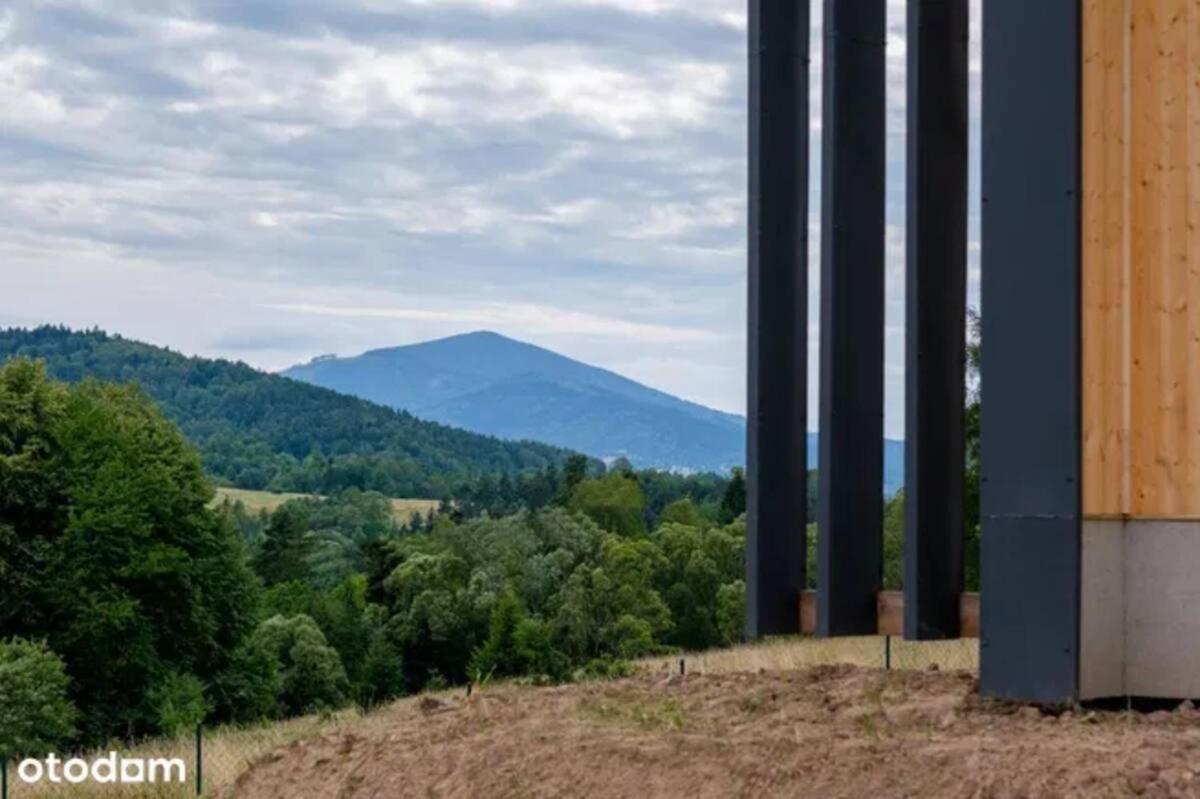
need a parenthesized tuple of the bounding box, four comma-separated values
(1081, 519, 1200, 699)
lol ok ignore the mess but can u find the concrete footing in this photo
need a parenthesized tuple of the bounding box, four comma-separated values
(1081, 520, 1200, 699)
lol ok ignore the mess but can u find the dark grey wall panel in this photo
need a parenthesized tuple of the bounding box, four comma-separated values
(979, 0, 1081, 703)
(817, 0, 886, 637)
(904, 0, 969, 641)
(746, 0, 810, 638)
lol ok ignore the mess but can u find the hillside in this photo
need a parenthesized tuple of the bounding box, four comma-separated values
(225, 663, 1190, 798)
(285, 331, 904, 490)
(0, 326, 575, 498)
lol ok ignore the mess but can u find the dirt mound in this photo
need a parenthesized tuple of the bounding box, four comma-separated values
(227, 665, 1200, 798)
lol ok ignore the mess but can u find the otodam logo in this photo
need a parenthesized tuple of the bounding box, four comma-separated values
(15, 753, 187, 786)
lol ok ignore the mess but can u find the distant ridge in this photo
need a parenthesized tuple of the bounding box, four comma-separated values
(0, 326, 575, 497)
(285, 331, 905, 491)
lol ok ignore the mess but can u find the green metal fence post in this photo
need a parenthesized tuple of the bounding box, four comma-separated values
(195, 724, 203, 797)
(2, 753, 8, 799)
(885, 635, 892, 670)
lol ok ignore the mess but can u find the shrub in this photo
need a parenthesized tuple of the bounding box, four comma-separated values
(147, 672, 208, 737)
(0, 638, 77, 756)
(577, 658, 635, 681)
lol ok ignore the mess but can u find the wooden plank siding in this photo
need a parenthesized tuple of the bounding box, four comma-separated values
(800, 591, 979, 638)
(1082, 0, 1200, 518)
(1082, 0, 1130, 518)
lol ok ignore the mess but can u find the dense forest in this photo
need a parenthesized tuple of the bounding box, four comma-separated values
(0, 326, 579, 498)
(0, 358, 751, 755)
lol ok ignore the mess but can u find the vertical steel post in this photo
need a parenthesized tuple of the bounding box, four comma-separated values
(816, 0, 887, 636)
(979, 0, 1082, 703)
(746, 0, 811, 638)
(196, 724, 203, 797)
(903, 0, 969, 640)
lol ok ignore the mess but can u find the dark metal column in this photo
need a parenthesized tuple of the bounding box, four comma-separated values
(817, 0, 886, 637)
(903, 0, 969, 641)
(980, 0, 1082, 703)
(746, 0, 810, 638)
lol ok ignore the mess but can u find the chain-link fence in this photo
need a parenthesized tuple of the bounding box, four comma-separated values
(1, 710, 345, 799)
(641, 635, 979, 678)
(2, 728, 202, 799)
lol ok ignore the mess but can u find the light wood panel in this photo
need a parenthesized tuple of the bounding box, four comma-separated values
(1186, 0, 1200, 514)
(1082, 0, 1130, 517)
(1083, 0, 1200, 518)
(798, 591, 979, 638)
(1130, 0, 1192, 516)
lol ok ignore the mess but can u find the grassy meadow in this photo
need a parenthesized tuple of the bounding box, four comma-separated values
(213, 487, 439, 525)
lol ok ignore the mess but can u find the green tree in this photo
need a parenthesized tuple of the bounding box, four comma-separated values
(609, 457, 635, 476)
(468, 589, 524, 679)
(716, 581, 745, 646)
(658, 498, 705, 528)
(512, 618, 569, 681)
(251, 615, 349, 716)
(718, 468, 746, 523)
(882, 490, 905, 590)
(558, 454, 590, 503)
(552, 535, 671, 660)
(358, 631, 404, 709)
(0, 361, 68, 636)
(255, 504, 312, 586)
(381, 551, 480, 690)
(569, 474, 647, 536)
(0, 638, 77, 757)
(209, 638, 281, 724)
(653, 519, 744, 650)
(0, 361, 259, 742)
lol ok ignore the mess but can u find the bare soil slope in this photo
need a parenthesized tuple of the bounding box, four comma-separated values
(227, 665, 1200, 798)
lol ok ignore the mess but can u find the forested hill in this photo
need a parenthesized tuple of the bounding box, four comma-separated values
(0, 326, 576, 497)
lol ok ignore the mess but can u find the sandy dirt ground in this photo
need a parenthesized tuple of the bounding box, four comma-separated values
(226, 665, 1200, 798)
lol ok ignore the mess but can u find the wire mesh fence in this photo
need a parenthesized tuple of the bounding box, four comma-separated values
(0, 709, 351, 799)
(641, 635, 979, 678)
(2, 731, 201, 799)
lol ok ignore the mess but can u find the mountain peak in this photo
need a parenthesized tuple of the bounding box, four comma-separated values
(284, 331, 747, 472)
(281, 332, 903, 489)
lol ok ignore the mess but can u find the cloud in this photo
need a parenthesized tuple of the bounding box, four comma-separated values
(263, 302, 720, 344)
(0, 0, 983, 432)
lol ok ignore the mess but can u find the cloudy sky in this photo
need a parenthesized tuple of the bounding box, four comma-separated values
(1, 0, 980, 438)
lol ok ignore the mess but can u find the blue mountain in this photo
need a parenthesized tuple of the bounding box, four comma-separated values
(284, 331, 904, 491)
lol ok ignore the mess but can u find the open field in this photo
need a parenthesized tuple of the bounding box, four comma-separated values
(223, 664, 1200, 798)
(212, 487, 439, 524)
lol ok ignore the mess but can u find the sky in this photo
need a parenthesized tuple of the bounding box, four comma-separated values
(0, 0, 981, 439)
